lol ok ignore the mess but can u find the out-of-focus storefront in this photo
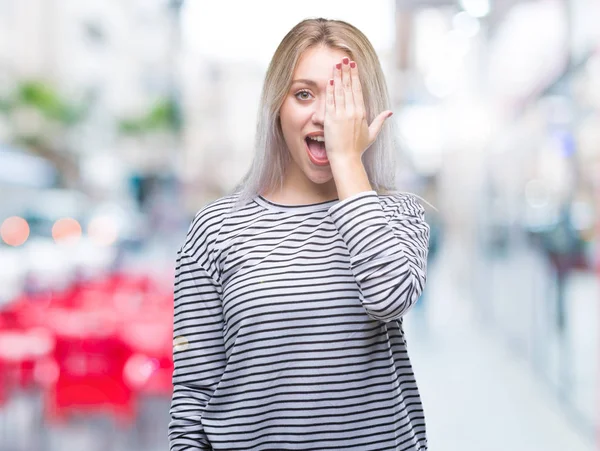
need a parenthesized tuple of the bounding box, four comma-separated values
(394, 0, 598, 441)
(475, 0, 599, 439)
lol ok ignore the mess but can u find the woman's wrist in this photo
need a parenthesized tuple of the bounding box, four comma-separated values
(330, 155, 372, 201)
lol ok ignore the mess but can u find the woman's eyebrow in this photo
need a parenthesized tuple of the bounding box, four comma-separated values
(291, 79, 318, 87)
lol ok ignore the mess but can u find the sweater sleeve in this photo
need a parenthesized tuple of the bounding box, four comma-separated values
(328, 191, 430, 322)
(169, 250, 226, 451)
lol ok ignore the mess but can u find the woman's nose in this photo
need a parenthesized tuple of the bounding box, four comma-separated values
(311, 98, 326, 125)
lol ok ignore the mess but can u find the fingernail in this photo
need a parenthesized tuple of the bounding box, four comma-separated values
(335, 63, 342, 70)
(350, 61, 356, 68)
(387, 112, 394, 118)
(329, 79, 334, 86)
(342, 57, 349, 65)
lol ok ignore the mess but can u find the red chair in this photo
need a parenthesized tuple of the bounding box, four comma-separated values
(43, 309, 135, 426)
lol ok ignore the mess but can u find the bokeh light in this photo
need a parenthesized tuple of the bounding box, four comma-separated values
(0, 216, 30, 246)
(88, 216, 119, 246)
(52, 218, 82, 243)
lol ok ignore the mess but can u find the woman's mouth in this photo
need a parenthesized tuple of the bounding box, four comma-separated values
(305, 136, 329, 166)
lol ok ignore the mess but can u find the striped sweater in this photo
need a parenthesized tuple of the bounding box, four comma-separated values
(169, 190, 430, 450)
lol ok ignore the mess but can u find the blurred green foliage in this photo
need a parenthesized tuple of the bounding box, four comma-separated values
(119, 97, 181, 135)
(0, 80, 86, 186)
(0, 80, 180, 136)
(18, 81, 84, 124)
(0, 80, 86, 125)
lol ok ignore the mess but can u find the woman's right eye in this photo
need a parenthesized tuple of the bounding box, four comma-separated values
(295, 90, 312, 101)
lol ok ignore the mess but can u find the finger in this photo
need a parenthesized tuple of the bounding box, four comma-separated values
(368, 111, 393, 144)
(350, 61, 365, 118)
(326, 78, 335, 119)
(341, 57, 353, 112)
(333, 62, 344, 113)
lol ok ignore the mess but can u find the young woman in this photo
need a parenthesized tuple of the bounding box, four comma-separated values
(169, 18, 430, 451)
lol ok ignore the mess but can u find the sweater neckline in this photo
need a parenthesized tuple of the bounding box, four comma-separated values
(254, 195, 339, 213)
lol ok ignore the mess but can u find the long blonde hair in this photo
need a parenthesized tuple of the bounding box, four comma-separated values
(232, 18, 399, 210)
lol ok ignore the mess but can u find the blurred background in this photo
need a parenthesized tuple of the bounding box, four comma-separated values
(0, 0, 598, 450)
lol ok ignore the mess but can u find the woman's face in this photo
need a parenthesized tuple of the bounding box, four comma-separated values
(278, 45, 350, 191)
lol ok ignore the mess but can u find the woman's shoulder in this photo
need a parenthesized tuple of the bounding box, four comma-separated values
(181, 192, 240, 255)
(196, 192, 240, 220)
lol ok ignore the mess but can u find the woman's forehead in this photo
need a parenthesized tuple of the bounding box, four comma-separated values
(293, 46, 349, 78)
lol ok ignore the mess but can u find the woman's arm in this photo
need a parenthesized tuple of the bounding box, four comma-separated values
(328, 191, 430, 322)
(169, 250, 226, 451)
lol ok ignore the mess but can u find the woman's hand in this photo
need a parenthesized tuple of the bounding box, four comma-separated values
(324, 57, 392, 165)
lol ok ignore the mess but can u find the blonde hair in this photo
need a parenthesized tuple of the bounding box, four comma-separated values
(232, 17, 399, 210)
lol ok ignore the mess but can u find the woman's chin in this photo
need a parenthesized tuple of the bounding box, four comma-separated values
(305, 167, 334, 185)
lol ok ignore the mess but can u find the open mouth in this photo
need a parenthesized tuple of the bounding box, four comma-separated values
(305, 136, 329, 166)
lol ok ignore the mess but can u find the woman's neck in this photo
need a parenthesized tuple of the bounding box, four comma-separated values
(262, 181, 338, 205)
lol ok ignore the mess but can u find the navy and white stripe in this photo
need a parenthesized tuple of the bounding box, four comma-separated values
(169, 190, 430, 450)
